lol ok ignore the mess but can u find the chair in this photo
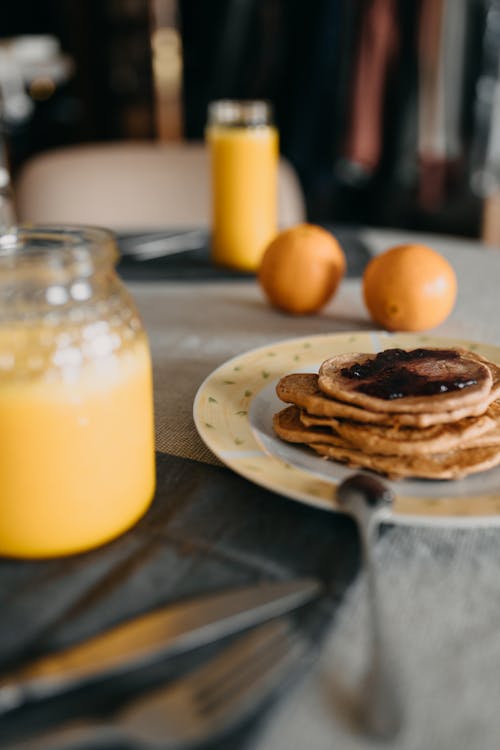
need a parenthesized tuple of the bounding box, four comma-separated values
(14, 141, 306, 232)
(481, 193, 500, 249)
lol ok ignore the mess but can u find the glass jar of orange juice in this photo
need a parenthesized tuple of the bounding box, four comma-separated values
(207, 99, 278, 271)
(0, 226, 155, 558)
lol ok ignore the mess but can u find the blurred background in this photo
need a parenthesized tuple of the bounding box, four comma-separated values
(1, 0, 500, 242)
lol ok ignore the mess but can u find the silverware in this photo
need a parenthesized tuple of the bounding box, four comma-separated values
(0, 578, 320, 714)
(5, 618, 308, 750)
(120, 230, 206, 260)
(336, 473, 402, 740)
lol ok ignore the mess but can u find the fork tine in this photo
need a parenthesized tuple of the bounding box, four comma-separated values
(120, 619, 292, 726)
(185, 619, 291, 695)
(192, 624, 308, 734)
(120, 619, 306, 737)
(195, 624, 293, 707)
(201, 636, 303, 711)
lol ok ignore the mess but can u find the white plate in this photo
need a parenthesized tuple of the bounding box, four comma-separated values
(193, 332, 500, 527)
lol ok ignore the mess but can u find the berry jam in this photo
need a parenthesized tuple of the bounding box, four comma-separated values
(340, 348, 478, 400)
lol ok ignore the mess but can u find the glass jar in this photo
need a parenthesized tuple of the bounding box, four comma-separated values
(206, 99, 279, 271)
(0, 226, 155, 558)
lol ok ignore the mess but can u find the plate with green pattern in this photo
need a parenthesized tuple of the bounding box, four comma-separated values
(193, 331, 500, 526)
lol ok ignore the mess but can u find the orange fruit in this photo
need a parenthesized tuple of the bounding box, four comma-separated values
(363, 244, 457, 332)
(258, 224, 346, 314)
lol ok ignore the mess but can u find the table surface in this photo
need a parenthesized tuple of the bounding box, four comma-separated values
(1, 227, 500, 750)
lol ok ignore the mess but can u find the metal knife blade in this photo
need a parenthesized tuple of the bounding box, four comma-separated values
(0, 577, 320, 713)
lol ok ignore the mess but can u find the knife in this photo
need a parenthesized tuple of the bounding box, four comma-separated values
(0, 577, 320, 714)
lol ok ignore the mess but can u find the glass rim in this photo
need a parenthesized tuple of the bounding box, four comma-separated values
(0, 224, 118, 269)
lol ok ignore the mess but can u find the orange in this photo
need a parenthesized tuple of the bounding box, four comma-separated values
(362, 244, 457, 332)
(258, 224, 346, 314)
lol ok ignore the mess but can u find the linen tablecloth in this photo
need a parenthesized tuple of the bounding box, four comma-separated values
(1, 227, 500, 749)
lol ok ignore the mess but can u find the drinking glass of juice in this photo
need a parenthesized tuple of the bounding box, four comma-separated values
(0, 226, 155, 558)
(206, 99, 279, 271)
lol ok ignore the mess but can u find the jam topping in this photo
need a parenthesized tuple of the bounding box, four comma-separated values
(340, 348, 479, 400)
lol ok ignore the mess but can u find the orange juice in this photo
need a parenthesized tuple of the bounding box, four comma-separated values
(0, 336, 155, 558)
(207, 101, 278, 271)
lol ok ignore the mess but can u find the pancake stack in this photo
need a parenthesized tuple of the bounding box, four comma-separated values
(273, 347, 500, 479)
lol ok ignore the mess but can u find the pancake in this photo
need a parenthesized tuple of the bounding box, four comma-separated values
(273, 346, 500, 480)
(276, 373, 392, 423)
(465, 424, 500, 448)
(273, 406, 349, 447)
(273, 407, 500, 479)
(277, 372, 500, 428)
(303, 401, 500, 456)
(273, 403, 500, 477)
(318, 348, 493, 413)
(311, 441, 500, 480)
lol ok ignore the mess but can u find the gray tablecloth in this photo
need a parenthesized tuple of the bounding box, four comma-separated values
(1, 227, 500, 749)
(134, 227, 500, 750)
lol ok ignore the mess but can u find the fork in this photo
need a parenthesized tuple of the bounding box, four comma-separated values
(6, 619, 307, 750)
(336, 473, 403, 740)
